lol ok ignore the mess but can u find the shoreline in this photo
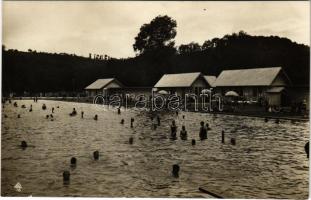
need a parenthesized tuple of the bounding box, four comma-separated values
(8, 97, 310, 122)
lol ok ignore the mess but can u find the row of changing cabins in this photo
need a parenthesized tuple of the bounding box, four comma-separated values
(85, 67, 309, 108)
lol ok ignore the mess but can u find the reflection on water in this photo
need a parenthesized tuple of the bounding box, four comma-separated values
(1, 100, 309, 198)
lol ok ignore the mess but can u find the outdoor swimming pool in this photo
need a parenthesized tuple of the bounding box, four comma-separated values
(1, 100, 309, 198)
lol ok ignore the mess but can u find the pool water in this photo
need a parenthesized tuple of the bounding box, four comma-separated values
(1, 100, 309, 198)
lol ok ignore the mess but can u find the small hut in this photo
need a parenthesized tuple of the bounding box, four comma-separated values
(85, 78, 123, 97)
(154, 72, 213, 98)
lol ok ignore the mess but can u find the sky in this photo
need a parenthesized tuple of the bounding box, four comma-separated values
(3, 1, 310, 58)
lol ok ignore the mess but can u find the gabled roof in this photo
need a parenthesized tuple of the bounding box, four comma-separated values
(204, 76, 217, 87)
(214, 67, 290, 87)
(154, 72, 207, 88)
(85, 78, 122, 90)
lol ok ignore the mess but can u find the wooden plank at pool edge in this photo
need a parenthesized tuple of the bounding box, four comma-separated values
(199, 187, 225, 199)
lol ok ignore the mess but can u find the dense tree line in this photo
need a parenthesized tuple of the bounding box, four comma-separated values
(2, 16, 309, 95)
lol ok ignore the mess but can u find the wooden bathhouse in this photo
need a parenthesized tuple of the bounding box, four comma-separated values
(85, 78, 123, 97)
(213, 67, 292, 106)
(154, 72, 214, 97)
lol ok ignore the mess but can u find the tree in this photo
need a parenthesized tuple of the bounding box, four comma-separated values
(178, 42, 201, 54)
(202, 40, 213, 50)
(133, 15, 177, 54)
(238, 30, 248, 37)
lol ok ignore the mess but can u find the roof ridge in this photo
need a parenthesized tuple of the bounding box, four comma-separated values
(96, 78, 114, 80)
(163, 72, 201, 75)
(154, 72, 205, 88)
(220, 66, 282, 72)
(85, 78, 117, 89)
(214, 67, 284, 87)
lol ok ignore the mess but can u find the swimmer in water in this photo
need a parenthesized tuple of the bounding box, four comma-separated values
(180, 125, 187, 140)
(157, 115, 161, 126)
(305, 141, 309, 159)
(21, 141, 27, 149)
(117, 107, 121, 114)
(199, 121, 207, 140)
(151, 117, 157, 130)
(170, 120, 177, 140)
(131, 118, 134, 128)
(69, 109, 75, 116)
(72, 108, 77, 116)
(70, 157, 77, 168)
(172, 164, 179, 177)
(20, 141, 35, 149)
(93, 151, 99, 160)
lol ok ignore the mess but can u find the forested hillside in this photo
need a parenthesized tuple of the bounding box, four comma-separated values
(2, 16, 309, 94)
(2, 15, 310, 93)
